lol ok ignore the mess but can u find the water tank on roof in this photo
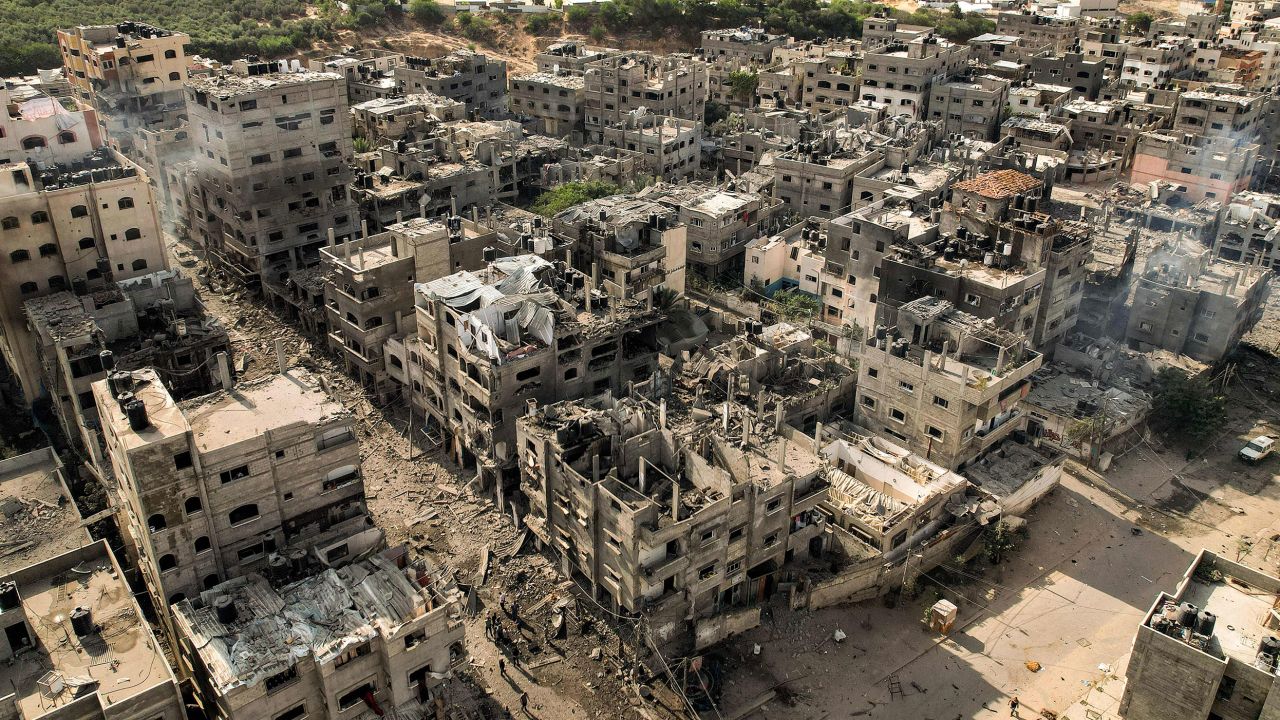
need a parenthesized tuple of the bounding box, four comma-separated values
(214, 595, 237, 624)
(1197, 610, 1216, 636)
(1178, 603, 1199, 628)
(125, 399, 149, 431)
(70, 606, 94, 636)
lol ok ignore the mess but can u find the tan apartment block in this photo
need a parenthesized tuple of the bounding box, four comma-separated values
(394, 51, 508, 119)
(584, 52, 708, 141)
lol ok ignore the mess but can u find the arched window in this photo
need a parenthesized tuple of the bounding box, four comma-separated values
(124, 228, 142, 240)
(185, 496, 203, 515)
(30, 211, 48, 224)
(229, 504, 259, 525)
(78, 237, 95, 249)
(131, 258, 148, 271)
(19, 282, 36, 295)
(364, 316, 382, 330)
(57, 131, 75, 145)
(168, 593, 185, 604)
(147, 513, 167, 532)
(86, 268, 101, 280)
(118, 197, 135, 210)
(194, 536, 211, 553)
(38, 243, 57, 257)
(168, 72, 180, 81)
(164, 49, 177, 59)
(48, 276, 66, 291)
(158, 554, 177, 572)
(203, 574, 220, 590)
(1, 217, 16, 230)
(70, 205, 88, 218)
(21, 136, 45, 150)
(10, 250, 29, 263)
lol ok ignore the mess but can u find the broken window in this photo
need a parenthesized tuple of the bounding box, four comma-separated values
(229, 504, 259, 525)
(219, 465, 250, 484)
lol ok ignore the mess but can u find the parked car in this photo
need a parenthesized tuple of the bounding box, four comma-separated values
(1240, 435, 1276, 463)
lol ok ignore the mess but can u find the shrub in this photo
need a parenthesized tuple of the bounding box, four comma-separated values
(410, 0, 445, 23)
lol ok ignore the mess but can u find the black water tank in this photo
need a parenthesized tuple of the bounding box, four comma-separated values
(99, 350, 115, 372)
(483, 247, 496, 262)
(0, 581, 17, 611)
(1178, 603, 1199, 628)
(1197, 610, 1216, 636)
(124, 399, 149, 431)
(214, 595, 237, 624)
(96, 257, 111, 279)
(70, 606, 93, 636)
(1261, 636, 1280, 656)
(72, 278, 88, 296)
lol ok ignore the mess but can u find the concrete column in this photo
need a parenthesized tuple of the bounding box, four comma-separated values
(275, 338, 287, 374)
(639, 458, 647, 493)
(659, 398, 667, 429)
(672, 482, 680, 523)
(216, 352, 232, 390)
(814, 421, 823, 452)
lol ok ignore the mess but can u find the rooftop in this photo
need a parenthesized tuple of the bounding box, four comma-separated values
(173, 549, 459, 693)
(180, 370, 350, 454)
(513, 72, 585, 89)
(952, 169, 1044, 199)
(0, 449, 86, 572)
(823, 432, 967, 535)
(186, 70, 342, 98)
(0, 541, 178, 719)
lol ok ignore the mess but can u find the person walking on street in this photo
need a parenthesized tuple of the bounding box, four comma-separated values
(498, 657, 507, 678)
(519, 692, 529, 716)
(1009, 696, 1020, 718)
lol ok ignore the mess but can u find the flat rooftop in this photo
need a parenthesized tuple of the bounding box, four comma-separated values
(186, 70, 342, 97)
(513, 72, 585, 89)
(0, 449, 86, 573)
(180, 370, 350, 454)
(0, 542, 177, 718)
(174, 551, 455, 694)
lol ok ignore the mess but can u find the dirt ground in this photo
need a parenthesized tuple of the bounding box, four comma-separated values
(711, 294, 1280, 719)
(175, 236, 686, 720)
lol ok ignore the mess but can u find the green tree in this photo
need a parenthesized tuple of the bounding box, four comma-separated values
(410, 0, 445, 24)
(1065, 410, 1117, 468)
(765, 289, 820, 324)
(1126, 11, 1154, 33)
(983, 521, 1017, 565)
(652, 286, 681, 312)
(726, 70, 759, 102)
(530, 181, 621, 216)
(1150, 367, 1227, 443)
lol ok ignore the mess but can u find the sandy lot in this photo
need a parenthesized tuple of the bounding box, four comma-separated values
(714, 314, 1280, 719)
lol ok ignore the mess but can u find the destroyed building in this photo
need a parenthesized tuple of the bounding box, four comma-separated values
(552, 194, 688, 298)
(583, 52, 708, 141)
(182, 64, 357, 290)
(535, 42, 621, 75)
(509, 72, 586, 139)
(25, 271, 230, 454)
(517, 394, 829, 653)
(308, 49, 405, 104)
(0, 447, 88, 572)
(0, 540, 185, 720)
(654, 184, 783, 280)
(350, 94, 465, 145)
(392, 254, 665, 495)
(1131, 131, 1259, 203)
(598, 111, 702, 182)
(1215, 191, 1280, 268)
(1120, 550, 1280, 720)
(394, 51, 509, 119)
(856, 297, 1044, 470)
(0, 147, 169, 405)
(91, 367, 376, 644)
(700, 28, 791, 64)
(1125, 236, 1270, 363)
(173, 546, 465, 720)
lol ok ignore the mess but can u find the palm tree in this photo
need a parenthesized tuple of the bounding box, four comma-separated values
(652, 286, 681, 313)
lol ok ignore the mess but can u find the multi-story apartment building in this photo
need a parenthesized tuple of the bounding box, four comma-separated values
(183, 64, 357, 290)
(309, 49, 405, 103)
(700, 27, 791, 64)
(599, 111, 702, 181)
(174, 547, 465, 720)
(322, 219, 452, 401)
(855, 296, 1044, 470)
(92, 367, 375, 643)
(391, 255, 666, 496)
(0, 147, 168, 404)
(656, 184, 783, 280)
(1029, 51, 1107, 99)
(773, 136, 880, 219)
(536, 41, 621, 75)
(1119, 550, 1280, 720)
(1215, 191, 1280, 267)
(1125, 237, 1270, 363)
(858, 31, 969, 118)
(552, 194, 688, 298)
(56, 22, 192, 187)
(995, 11, 1081, 57)
(1080, 19, 1130, 78)
(583, 52, 708, 141)
(509, 72, 586, 138)
(25, 272, 229, 455)
(1121, 37, 1196, 88)
(1132, 132, 1259, 203)
(517, 394, 829, 653)
(1173, 88, 1265, 140)
(0, 85, 99, 165)
(0, 540, 185, 720)
(394, 50, 508, 119)
(351, 93, 464, 144)
(931, 73, 1010, 140)
(801, 52, 861, 114)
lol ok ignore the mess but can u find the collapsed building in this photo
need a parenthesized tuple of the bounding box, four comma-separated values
(394, 51, 509, 120)
(173, 546, 465, 720)
(551, 194, 688, 299)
